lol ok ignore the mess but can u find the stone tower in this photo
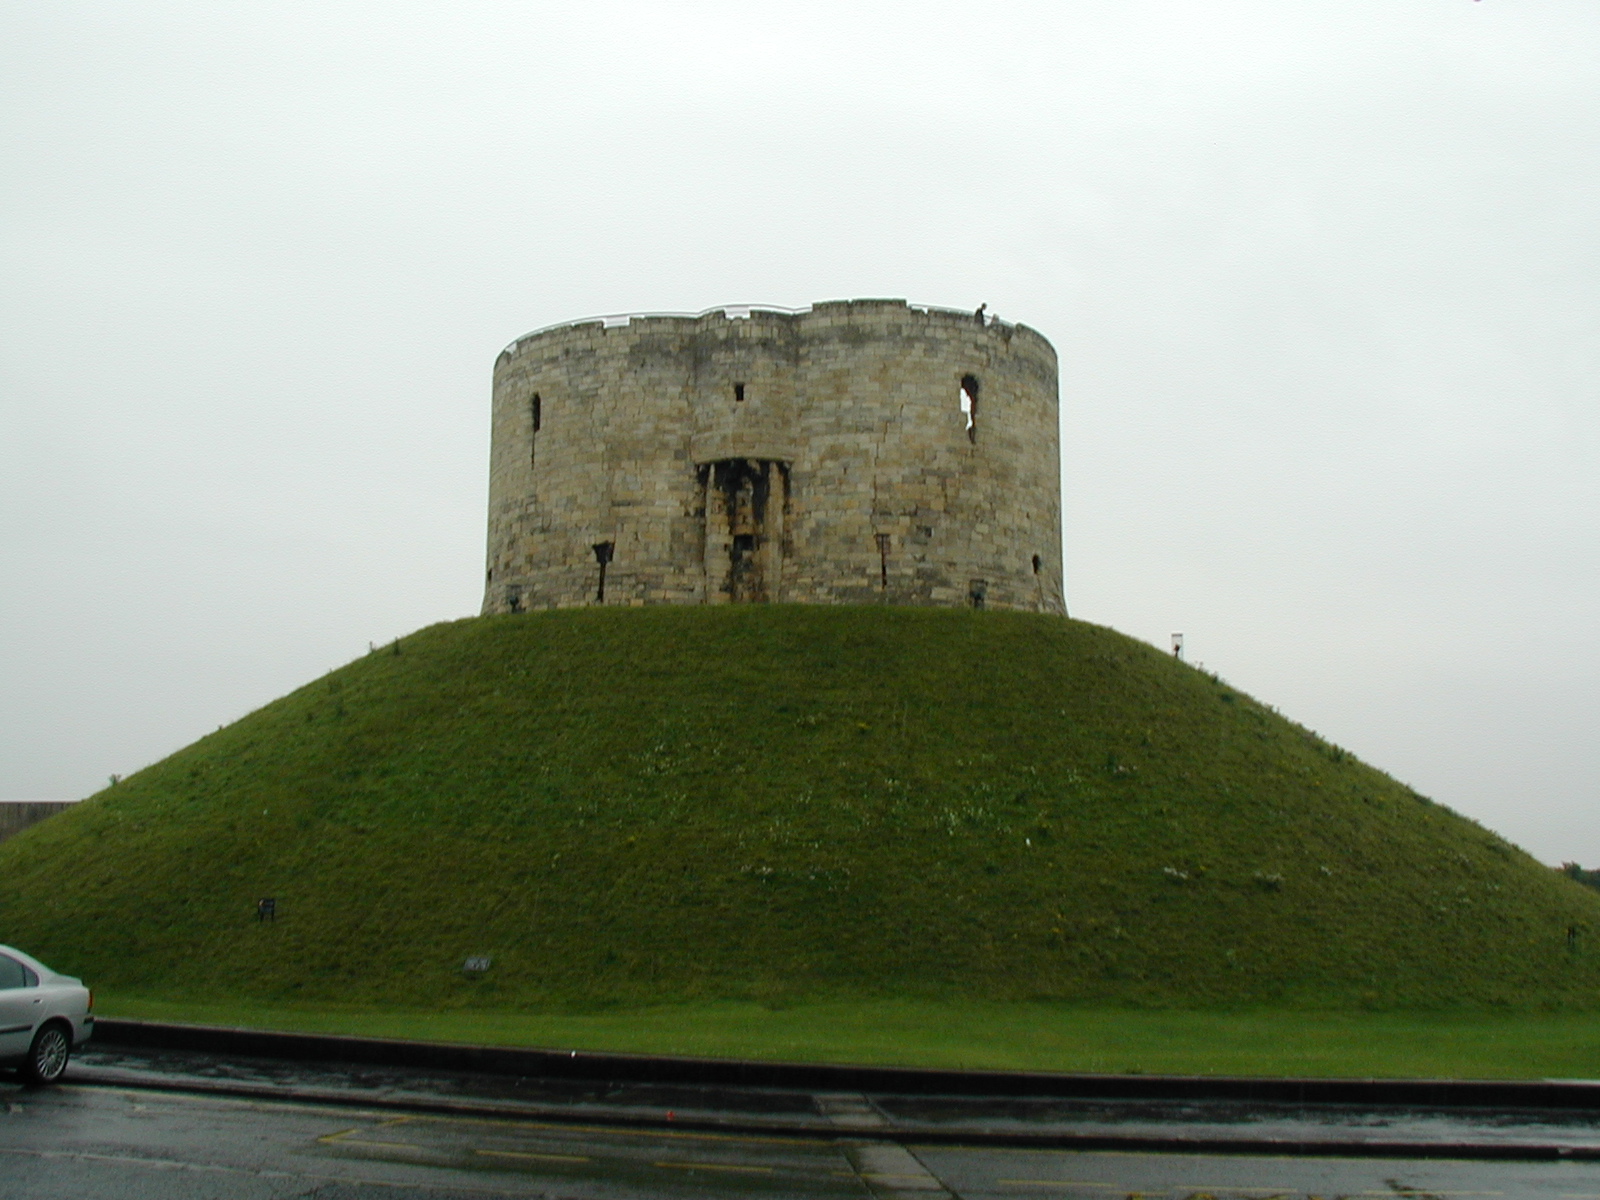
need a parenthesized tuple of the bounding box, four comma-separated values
(482, 299, 1064, 614)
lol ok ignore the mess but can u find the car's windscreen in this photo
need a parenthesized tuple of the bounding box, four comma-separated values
(0, 955, 26, 990)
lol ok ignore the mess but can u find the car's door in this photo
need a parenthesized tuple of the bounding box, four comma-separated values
(0, 953, 40, 1057)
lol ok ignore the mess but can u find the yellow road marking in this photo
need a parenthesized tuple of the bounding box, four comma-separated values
(654, 1160, 776, 1174)
(861, 1172, 947, 1183)
(476, 1148, 590, 1164)
(316, 1128, 361, 1145)
(996, 1183, 1317, 1197)
(330, 1139, 426, 1153)
(389, 1111, 806, 1147)
(1000, 1172, 1505, 1196)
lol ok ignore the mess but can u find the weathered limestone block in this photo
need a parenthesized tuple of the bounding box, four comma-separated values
(482, 300, 1065, 615)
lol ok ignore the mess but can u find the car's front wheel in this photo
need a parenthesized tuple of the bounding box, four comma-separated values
(21, 1022, 71, 1085)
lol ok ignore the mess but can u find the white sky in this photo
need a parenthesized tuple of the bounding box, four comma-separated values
(3, 1, 1596, 865)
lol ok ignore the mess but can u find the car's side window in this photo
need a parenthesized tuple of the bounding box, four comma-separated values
(0, 955, 24, 990)
(22, 965, 38, 987)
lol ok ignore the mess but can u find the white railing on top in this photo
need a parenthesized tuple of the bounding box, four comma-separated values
(501, 302, 1005, 356)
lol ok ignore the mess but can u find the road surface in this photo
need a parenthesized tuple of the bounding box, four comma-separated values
(8, 1077, 1600, 1199)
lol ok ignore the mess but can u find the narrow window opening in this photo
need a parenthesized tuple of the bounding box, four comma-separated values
(969, 579, 987, 609)
(592, 541, 614, 603)
(875, 533, 891, 590)
(506, 584, 523, 614)
(959, 375, 980, 443)
(733, 382, 746, 403)
(1031, 553, 1042, 575)
(529, 394, 542, 471)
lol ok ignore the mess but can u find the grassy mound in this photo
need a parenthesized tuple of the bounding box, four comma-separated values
(4, 606, 1598, 1011)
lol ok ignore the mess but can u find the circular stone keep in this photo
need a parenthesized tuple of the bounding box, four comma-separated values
(483, 300, 1064, 614)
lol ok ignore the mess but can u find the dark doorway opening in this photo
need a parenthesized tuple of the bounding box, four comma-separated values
(700, 459, 788, 603)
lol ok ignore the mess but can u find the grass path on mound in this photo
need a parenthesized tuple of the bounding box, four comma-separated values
(95, 996, 1600, 1080)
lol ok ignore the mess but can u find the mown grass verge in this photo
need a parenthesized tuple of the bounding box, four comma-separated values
(5, 605, 1600, 1014)
(94, 995, 1600, 1081)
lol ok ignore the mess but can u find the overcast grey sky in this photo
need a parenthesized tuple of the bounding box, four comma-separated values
(3, 1, 1596, 864)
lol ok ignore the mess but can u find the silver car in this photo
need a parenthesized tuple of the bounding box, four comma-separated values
(0, 945, 93, 1084)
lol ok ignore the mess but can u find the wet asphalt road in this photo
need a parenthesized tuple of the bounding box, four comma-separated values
(10, 1054, 1600, 1198)
(43, 1045, 1600, 1153)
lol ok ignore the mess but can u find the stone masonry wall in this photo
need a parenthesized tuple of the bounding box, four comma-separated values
(482, 299, 1064, 615)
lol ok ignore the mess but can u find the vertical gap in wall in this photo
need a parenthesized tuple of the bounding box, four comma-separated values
(592, 541, 614, 603)
(875, 533, 891, 591)
(1032, 554, 1041, 574)
(969, 579, 987, 610)
(729, 459, 766, 602)
(530, 394, 541, 470)
(733, 382, 745, 403)
(959, 375, 980, 443)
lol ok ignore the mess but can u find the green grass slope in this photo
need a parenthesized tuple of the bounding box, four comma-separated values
(4, 607, 1598, 1011)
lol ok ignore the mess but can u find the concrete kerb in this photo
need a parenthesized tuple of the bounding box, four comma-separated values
(91, 1019, 1600, 1125)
